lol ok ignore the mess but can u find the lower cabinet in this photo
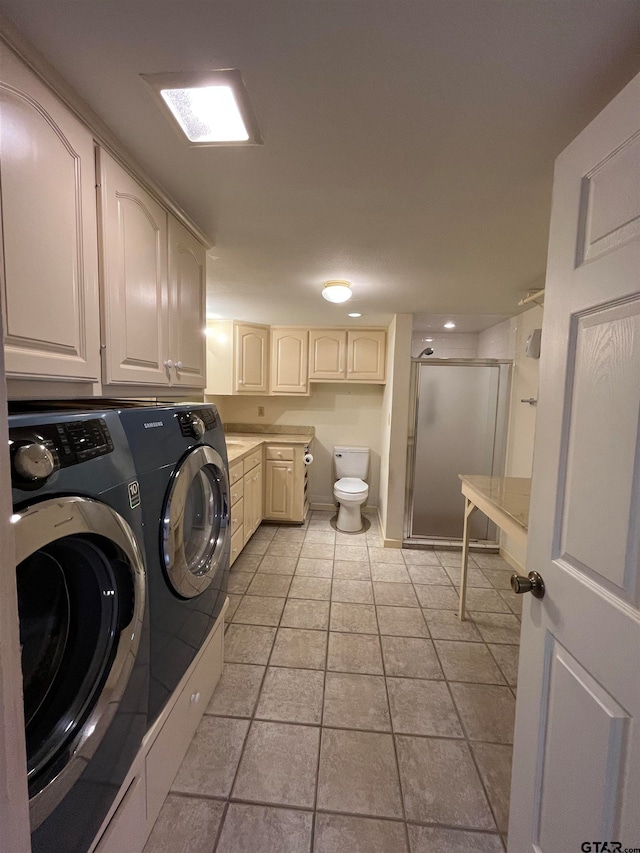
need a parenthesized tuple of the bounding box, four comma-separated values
(243, 459, 263, 541)
(264, 445, 308, 523)
(229, 459, 245, 567)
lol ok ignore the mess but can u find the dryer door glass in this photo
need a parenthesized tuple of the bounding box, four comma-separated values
(162, 444, 230, 598)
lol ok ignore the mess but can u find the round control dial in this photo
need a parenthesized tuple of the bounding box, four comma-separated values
(191, 415, 205, 438)
(13, 443, 57, 481)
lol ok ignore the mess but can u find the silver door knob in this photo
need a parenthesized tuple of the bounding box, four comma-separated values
(511, 571, 545, 598)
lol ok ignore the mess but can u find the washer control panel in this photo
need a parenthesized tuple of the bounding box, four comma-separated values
(176, 408, 218, 439)
(9, 418, 114, 483)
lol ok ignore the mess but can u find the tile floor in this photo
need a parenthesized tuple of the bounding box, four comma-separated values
(144, 512, 520, 853)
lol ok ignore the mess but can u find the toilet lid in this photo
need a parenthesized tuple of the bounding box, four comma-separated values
(335, 477, 367, 495)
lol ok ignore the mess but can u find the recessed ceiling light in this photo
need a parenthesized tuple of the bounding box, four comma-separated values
(424, 337, 434, 342)
(141, 70, 262, 146)
(348, 312, 362, 318)
(444, 322, 456, 329)
(321, 280, 352, 303)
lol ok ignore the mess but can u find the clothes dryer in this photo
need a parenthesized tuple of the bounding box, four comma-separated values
(118, 403, 229, 722)
(8, 407, 148, 853)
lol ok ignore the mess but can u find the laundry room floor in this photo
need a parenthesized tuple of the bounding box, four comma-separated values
(144, 512, 520, 853)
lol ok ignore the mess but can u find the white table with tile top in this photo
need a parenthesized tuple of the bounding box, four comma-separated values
(458, 476, 531, 620)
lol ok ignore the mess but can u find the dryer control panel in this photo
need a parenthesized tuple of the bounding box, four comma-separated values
(176, 408, 218, 438)
(9, 418, 114, 484)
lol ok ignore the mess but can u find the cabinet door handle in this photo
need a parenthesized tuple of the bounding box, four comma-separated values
(175, 360, 183, 370)
(164, 359, 174, 369)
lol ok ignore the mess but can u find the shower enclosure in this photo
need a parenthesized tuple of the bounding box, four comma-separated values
(405, 359, 511, 544)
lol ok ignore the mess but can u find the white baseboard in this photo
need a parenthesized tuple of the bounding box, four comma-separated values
(499, 546, 525, 573)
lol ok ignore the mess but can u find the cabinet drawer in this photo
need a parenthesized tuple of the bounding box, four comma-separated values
(230, 476, 244, 505)
(229, 461, 244, 486)
(231, 497, 244, 534)
(243, 450, 262, 474)
(93, 775, 146, 853)
(265, 446, 294, 461)
(230, 526, 244, 567)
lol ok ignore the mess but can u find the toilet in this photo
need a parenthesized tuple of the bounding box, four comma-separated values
(333, 446, 370, 532)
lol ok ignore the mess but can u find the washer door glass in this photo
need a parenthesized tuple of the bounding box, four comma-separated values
(162, 444, 229, 598)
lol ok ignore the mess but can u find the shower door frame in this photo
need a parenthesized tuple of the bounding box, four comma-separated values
(404, 358, 512, 546)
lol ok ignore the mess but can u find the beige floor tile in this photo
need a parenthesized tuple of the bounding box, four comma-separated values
(266, 540, 303, 557)
(327, 632, 384, 675)
(317, 729, 403, 818)
(449, 683, 515, 743)
(331, 579, 374, 604)
(143, 794, 225, 853)
(471, 613, 521, 645)
(273, 528, 307, 543)
(434, 549, 476, 568)
(366, 536, 385, 548)
(488, 644, 519, 686)
(369, 547, 404, 564)
(333, 560, 371, 580)
(434, 641, 506, 684)
(295, 558, 334, 578)
(414, 584, 460, 610)
(407, 824, 504, 853)
(334, 544, 370, 562)
(401, 549, 440, 566)
(370, 563, 412, 583)
(305, 530, 336, 544)
(471, 742, 513, 832)
(387, 678, 463, 738)
(171, 716, 249, 798)
(407, 565, 451, 585)
(258, 555, 298, 575)
(255, 666, 325, 724)
(396, 736, 495, 829)
(472, 553, 511, 570)
(373, 582, 419, 607)
(483, 569, 514, 590)
(232, 721, 320, 807)
(330, 602, 378, 634)
(217, 804, 312, 853)
(243, 538, 270, 555)
(225, 594, 242, 623)
(445, 565, 493, 588)
(247, 573, 292, 598)
(460, 588, 510, 613)
(289, 575, 332, 599)
(323, 672, 391, 731)
(301, 542, 336, 559)
(232, 553, 263, 573)
(225, 624, 277, 665)
(281, 598, 330, 630)
(381, 637, 443, 680)
(206, 663, 265, 717)
(228, 571, 255, 594)
(270, 627, 327, 669)
(499, 588, 523, 614)
(376, 606, 429, 638)
(252, 526, 279, 542)
(423, 609, 482, 642)
(314, 813, 408, 853)
(232, 595, 286, 627)
(335, 531, 366, 545)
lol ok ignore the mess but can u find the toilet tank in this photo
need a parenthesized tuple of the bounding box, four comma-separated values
(334, 446, 370, 480)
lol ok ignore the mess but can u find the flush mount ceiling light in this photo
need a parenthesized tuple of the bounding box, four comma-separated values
(141, 70, 262, 146)
(348, 312, 362, 318)
(444, 322, 456, 329)
(321, 280, 352, 303)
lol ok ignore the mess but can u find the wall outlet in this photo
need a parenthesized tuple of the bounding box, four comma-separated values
(257, 406, 265, 417)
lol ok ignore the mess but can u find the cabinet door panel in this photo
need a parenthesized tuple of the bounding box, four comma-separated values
(265, 460, 294, 521)
(235, 324, 268, 392)
(168, 216, 205, 387)
(271, 328, 308, 393)
(347, 330, 386, 381)
(99, 150, 169, 385)
(0, 49, 100, 380)
(308, 330, 346, 380)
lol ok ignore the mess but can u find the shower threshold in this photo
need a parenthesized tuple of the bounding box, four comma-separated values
(402, 537, 500, 553)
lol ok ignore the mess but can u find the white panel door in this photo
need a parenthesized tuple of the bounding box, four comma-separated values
(508, 72, 640, 851)
(0, 47, 100, 382)
(168, 215, 206, 387)
(98, 149, 169, 386)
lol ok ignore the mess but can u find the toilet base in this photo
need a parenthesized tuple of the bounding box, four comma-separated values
(336, 501, 365, 533)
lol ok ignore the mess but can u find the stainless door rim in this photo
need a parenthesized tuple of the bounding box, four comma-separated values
(12, 496, 146, 830)
(162, 444, 229, 598)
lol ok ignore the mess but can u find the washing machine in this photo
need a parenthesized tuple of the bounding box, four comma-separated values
(118, 403, 230, 723)
(8, 406, 149, 853)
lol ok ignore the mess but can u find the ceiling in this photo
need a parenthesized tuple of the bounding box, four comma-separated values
(3, 1, 639, 328)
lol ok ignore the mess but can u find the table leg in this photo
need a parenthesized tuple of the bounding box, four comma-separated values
(459, 498, 478, 621)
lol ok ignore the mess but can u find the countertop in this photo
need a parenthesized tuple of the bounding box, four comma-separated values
(225, 429, 314, 465)
(458, 475, 531, 531)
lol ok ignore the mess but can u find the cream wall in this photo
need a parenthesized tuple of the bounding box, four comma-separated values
(379, 315, 413, 545)
(411, 332, 478, 359)
(210, 385, 384, 509)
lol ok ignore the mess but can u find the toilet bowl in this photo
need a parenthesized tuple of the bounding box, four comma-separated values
(333, 446, 370, 532)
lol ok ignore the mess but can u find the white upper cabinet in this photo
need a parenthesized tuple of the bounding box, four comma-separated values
(168, 216, 206, 388)
(235, 323, 269, 392)
(308, 330, 347, 380)
(270, 327, 308, 394)
(0, 46, 100, 382)
(309, 328, 386, 382)
(347, 329, 386, 381)
(98, 149, 170, 386)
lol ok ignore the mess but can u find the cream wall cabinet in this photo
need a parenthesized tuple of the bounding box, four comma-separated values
(346, 329, 386, 381)
(308, 330, 346, 381)
(98, 150, 206, 389)
(308, 328, 386, 382)
(0, 46, 101, 383)
(270, 327, 309, 394)
(205, 320, 269, 395)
